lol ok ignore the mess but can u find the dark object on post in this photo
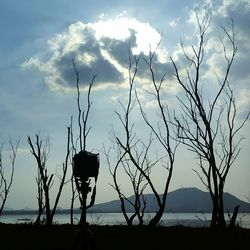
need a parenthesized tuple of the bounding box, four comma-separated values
(73, 151, 99, 180)
(73, 150, 100, 225)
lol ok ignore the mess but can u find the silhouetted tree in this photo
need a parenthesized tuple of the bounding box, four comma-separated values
(103, 140, 150, 226)
(171, 11, 249, 228)
(104, 55, 148, 226)
(138, 49, 179, 226)
(34, 168, 45, 224)
(28, 129, 70, 225)
(0, 138, 19, 215)
(70, 60, 97, 224)
(110, 51, 178, 226)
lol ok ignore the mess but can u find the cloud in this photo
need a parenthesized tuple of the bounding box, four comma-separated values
(170, 1, 250, 117)
(236, 88, 250, 120)
(168, 18, 180, 28)
(21, 2, 250, 122)
(210, 1, 250, 115)
(22, 17, 168, 92)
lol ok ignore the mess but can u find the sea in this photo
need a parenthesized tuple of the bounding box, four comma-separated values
(1, 213, 250, 228)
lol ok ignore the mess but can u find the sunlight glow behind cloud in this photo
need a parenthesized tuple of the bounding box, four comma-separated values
(22, 17, 166, 92)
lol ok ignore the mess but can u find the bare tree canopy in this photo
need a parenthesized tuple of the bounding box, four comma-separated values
(171, 11, 250, 228)
(107, 49, 178, 226)
(28, 129, 70, 225)
(0, 138, 19, 215)
(70, 60, 98, 225)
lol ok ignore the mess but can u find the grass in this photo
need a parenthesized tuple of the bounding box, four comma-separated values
(0, 223, 249, 250)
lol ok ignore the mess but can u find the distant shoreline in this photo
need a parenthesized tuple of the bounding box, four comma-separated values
(3, 187, 250, 215)
(2, 209, 250, 215)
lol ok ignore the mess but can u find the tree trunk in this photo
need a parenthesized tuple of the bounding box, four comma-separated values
(211, 196, 226, 229)
(148, 207, 164, 227)
(44, 187, 52, 225)
(229, 205, 240, 228)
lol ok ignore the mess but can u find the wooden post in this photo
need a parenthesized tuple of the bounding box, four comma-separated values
(80, 181, 90, 225)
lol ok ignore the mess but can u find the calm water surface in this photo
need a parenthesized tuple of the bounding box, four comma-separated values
(1, 213, 250, 228)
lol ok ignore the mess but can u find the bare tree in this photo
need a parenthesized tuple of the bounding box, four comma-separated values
(34, 169, 45, 224)
(72, 60, 95, 152)
(0, 138, 19, 215)
(138, 49, 179, 226)
(171, 11, 249, 228)
(112, 51, 178, 226)
(104, 55, 146, 226)
(28, 135, 52, 224)
(103, 138, 150, 226)
(70, 60, 97, 224)
(69, 116, 78, 225)
(69, 113, 86, 225)
(28, 129, 70, 225)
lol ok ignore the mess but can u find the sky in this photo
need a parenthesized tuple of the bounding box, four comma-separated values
(0, 0, 250, 210)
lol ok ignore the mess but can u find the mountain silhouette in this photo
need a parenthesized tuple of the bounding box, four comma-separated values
(90, 187, 250, 213)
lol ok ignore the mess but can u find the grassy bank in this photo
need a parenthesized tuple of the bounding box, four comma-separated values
(0, 223, 249, 250)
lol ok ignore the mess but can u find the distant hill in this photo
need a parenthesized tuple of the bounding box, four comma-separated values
(2, 187, 250, 215)
(89, 187, 250, 213)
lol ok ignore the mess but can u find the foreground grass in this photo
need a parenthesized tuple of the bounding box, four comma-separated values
(0, 223, 249, 250)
